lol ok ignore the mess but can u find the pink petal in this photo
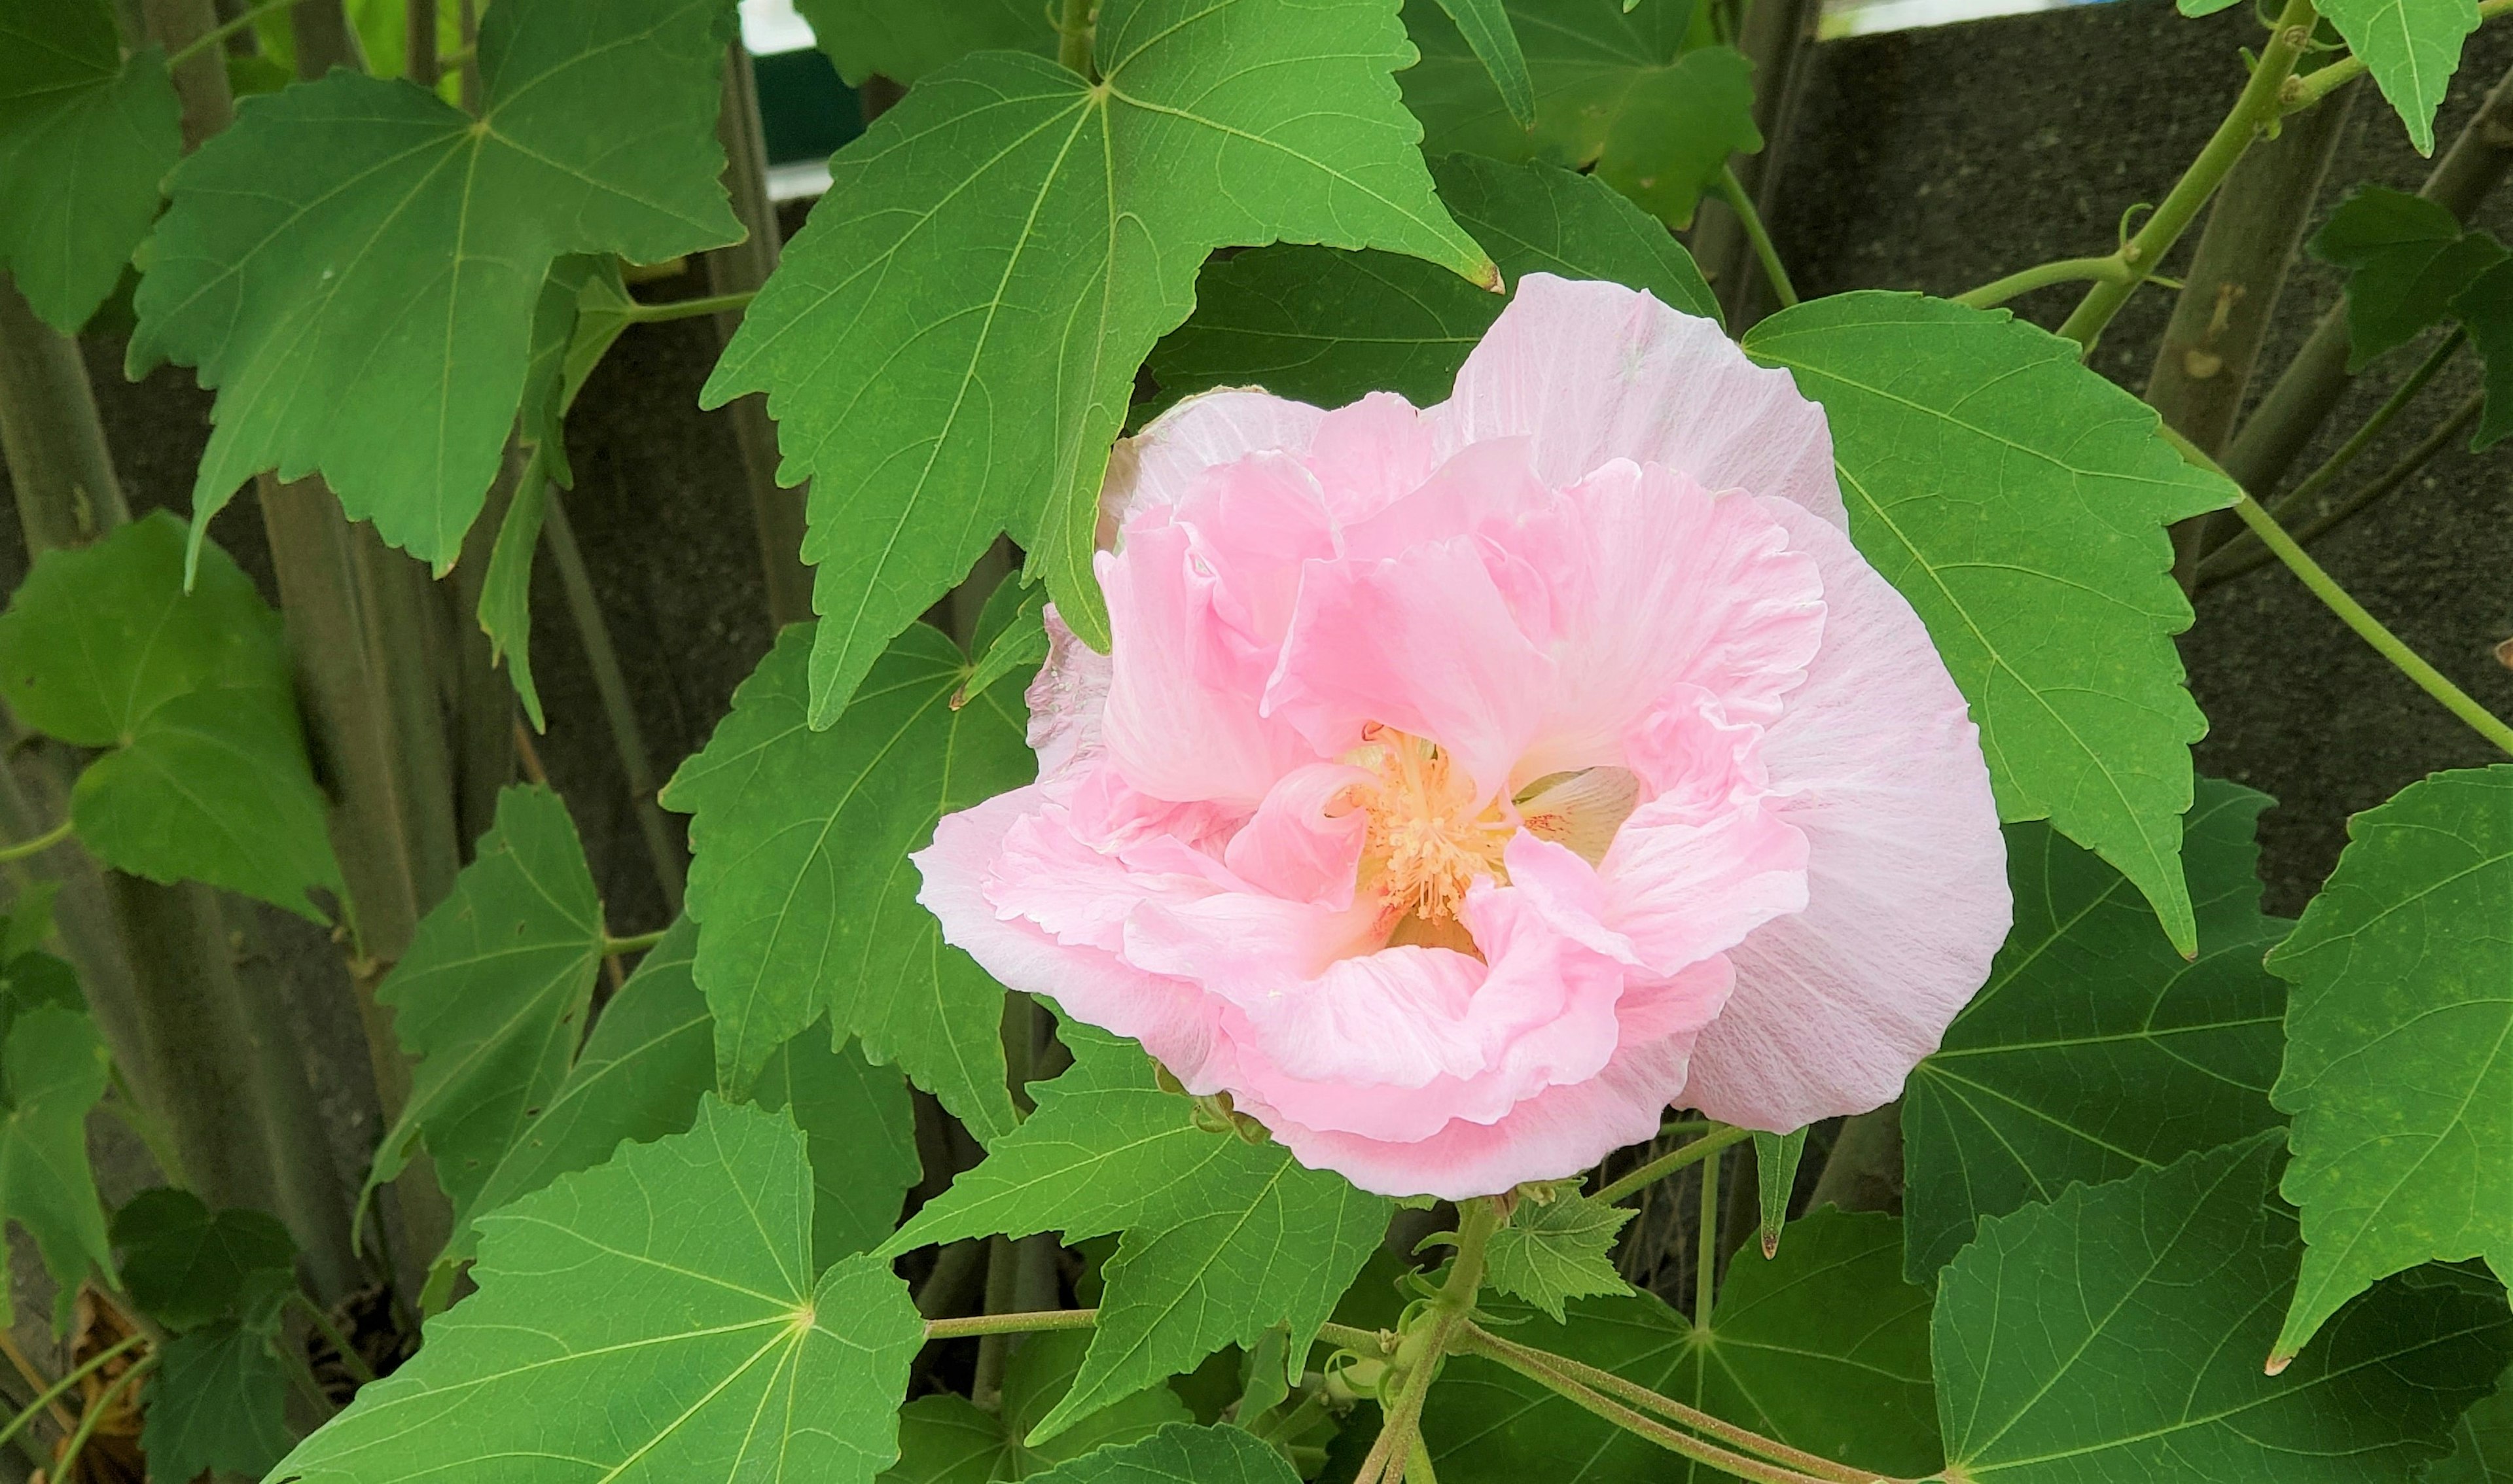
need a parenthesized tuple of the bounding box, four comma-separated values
(1171, 451, 1339, 651)
(1264, 535, 1555, 801)
(1302, 391, 1439, 523)
(1221, 762, 1373, 908)
(1026, 607, 1113, 786)
(1430, 274, 1844, 528)
(1681, 499, 2009, 1131)
(1102, 389, 1328, 539)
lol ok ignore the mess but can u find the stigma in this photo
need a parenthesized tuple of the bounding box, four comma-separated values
(1339, 726, 1515, 944)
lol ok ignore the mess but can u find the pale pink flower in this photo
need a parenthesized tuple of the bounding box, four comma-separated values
(916, 275, 2009, 1199)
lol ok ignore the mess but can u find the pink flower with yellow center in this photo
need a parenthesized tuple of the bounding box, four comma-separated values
(917, 275, 2010, 1199)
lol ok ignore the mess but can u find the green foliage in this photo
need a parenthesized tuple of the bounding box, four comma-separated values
(1934, 1134, 2513, 1483)
(110, 1187, 294, 1332)
(0, 0, 180, 332)
(143, 1322, 296, 1482)
(2315, 0, 2478, 154)
(704, 0, 1492, 719)
(0, 513, 340, 917)
(369, 785, 606, 1216)
(1902, 779, 2291, 1280)
(2312, 187, 2506, 370)
(0, 1005, 114, 1328)
(754, 1015, 925, 1271)
(883, 1330, 1192, 1482)
(2451, 258, 2513, 448)
(1399, 0, 1758, 228)
(127, 0, 742, 568)
(1483, 1186, 1634, 1321)
(271, 1097, 927, 1484)
(799, 0, 1053, 86)
(1020, 1424, 1304, 1484)
(2266, 766, 2513, 1365)
(1749, 1127, 1807, 1259)
(1743, 292, 2230, 955)
(1423, 0, 1536, 129)
(2427, 1364, 2513, 1483)
(962, 580, 1052, 710)
(1149, 154, 1716, 413)
(662, 621, 1033, 1135)
(884, 1027, 1389, 1443)
(1429, 1209, 1940, 1483)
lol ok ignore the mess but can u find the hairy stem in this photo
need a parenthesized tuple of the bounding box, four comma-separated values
(166, 0, 309, 66)
(2056, 0, 2320, 348)
(2209, 389, 2486, 586)
(972, 1233, 1022, 1406)
(2168, 429, 2513, 754)
(1356, 1198, 1503, 1484)
(622, 291, 756, 325)
(1595, 1125, 1751, 1206)
(293, 1291, 377, 1385)
(1717, 165, 1799, 310)
(1952, 255, 2134, 309)
(924, 1306, 1099, 1341)
(1059, 0, 1097, 76)
(0, 819, 71, 865)
(1696, 1142, 1723, 1325)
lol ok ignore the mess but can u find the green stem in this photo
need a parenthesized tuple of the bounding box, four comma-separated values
(924, 1305, 1099, 1341)
(1953, 255, 2134, 309)
(2165, 428, 2513, 754)
(2056, 0, 2320, 347)
(293, 1291, 376, 1385)
(165, 0, 308, 65)
(1716, 165, 1798, 309)
(2205, 389, 2484, 585)
(1463, 1323, 1876, 1484)
(2289, 0, 2513, 109)
(1058, 0, 1096, 75)
(1695, 1143, 1722, 1326)
(1356, 1199, 1505, 1484)
(601, 928, 669, 957)
(48, 1354, 155, 1483)
(621, 291, 755, 325)
(0, 817, 71, 864)
(1457, 1332, 1847, 1484)
(1407, 1434, 1441, 1484)
(0, 1335, 143, 1457)
(1317, 1320, 1390, 1353)
(1595, 1125, 1751, 1206)
(2270, 327, 2462, 517)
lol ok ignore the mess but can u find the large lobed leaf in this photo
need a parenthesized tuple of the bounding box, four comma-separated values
(0, 0, 180, 332)
(704, 0, 1493, 720)
(2310, 186, 2506, 370)
(882, 1026, 1389, 1442)
(268, 1097, 927, 1484)
(1398, 0, 1758, 228)
(1149, 153, 1716, 414)
(1428, 1208, 1941, 1483)
(0, 1006, 115, 1329)
(2266, 766, 2513, 1366)
(798, 0, 1052, 85)
(662, 620, 1033, 1135)
(128, 0, 742, 568)
(1902, 779, 2290, 1280)
(2313, 0, 2478, 155)
(0, 513, 340, 918)
(1933, 1133, 2512, 1483)
(1743, 292, 2230, 955)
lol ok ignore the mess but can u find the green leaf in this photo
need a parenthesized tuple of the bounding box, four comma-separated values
(110, 1188, 296, 1332)
(1483, 1186, 1633, 1321)
(662, 622, 1033, 1135)
(1425, 0, 1535, 128)
(797, 0, 1054, 85)
(127, 0, 742, 569)
(1399, 0, 1760, 228)
(0, 878, 57, 964)
(1743, 292, 2229, 955)
(268, 1097, 928, 1484)
(142, 1322, 296, 1482)
(0, 512, 289, 749)
(961, 580, 1051, 709)
(71, 685, 342, 919)
(883, 1330, 1192, 1483)
(1429, 1208, 1940, 1483)
(1021, 1424, 1303, 1484)
(2311, 186, 2506, 369)
(479, 457, 550, 730)
(369, 785, 605, 1220)
(0, 1005, 115, 1328)
(1934, 1134, 2513, 1483)
(1148, 154, 1715, 414)
(2425, 1363, 2513, 1483)
(882, 1028, 1389, 1443)
(438, 916, 714, 1267)
(1750, 1127, 1807, 1260)
(1902, 778, 2291, 1281)
(0, 0, 180, 333)
(703, 0, 1493, 720)
(755, 1016, 925, 1271)
(2317, 0, 2478, 154)
(2265, 765, 2513, 1366)
(2450, 256, 2513, 450)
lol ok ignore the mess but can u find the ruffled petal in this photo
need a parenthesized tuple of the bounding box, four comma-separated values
(1102, 387, 1328, 537)
(1026, 607, 1113, 787)
(1682, 499, 2009, 1130)
(1431, 274, 1844, 528)
(1302, 390, 1439, 523)
(1171, 451, 1340, 652)
(1221, 762, 1373, 908)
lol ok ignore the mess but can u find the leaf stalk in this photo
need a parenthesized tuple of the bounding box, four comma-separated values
(0, 817, 72, 864)
(1595, 1124, 1751, 1205)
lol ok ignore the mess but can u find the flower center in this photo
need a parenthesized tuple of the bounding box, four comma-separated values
(1341, 726, 1513, 942)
